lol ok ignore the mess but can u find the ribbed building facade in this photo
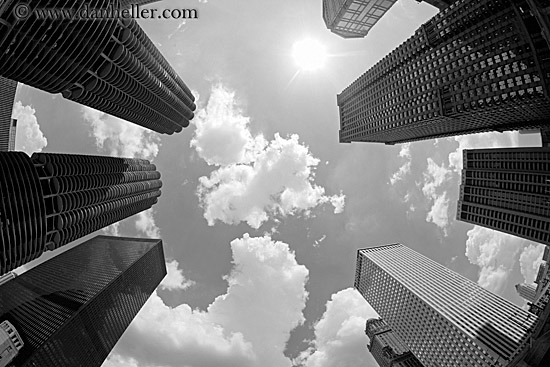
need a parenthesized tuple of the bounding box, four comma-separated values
(516, 283, 538, 303)
(0, 151, 162, 276)
(0, 0, 195, 134)
(0, 77, 17, 151)
(355, 244, 538, 367)
(121, 0, 161, 7)
(0, 235, 166, 367)
(366, 318, 424, 367)
(322, 0, 398, 39)
(338, 0, 550, 144)
(457, 147, 550, 246)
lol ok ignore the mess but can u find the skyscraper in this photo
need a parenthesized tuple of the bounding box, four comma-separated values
(0, 151, 162, 276)
(457, 147, 550, 246)
(0, 0, 195, 134)
(121, 0, 161, 7)
(0, 235, 166, 367)
(355, 244, 538, 367)
(516, 283, 538, 303)
(338, 0, 550, 144)
(322, 0, 398, 39)
(365, 318, 424, 367)
(416, 0, 454, 10)
(0, 77, 17, 151)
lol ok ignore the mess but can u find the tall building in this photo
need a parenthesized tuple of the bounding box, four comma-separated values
(322, 0, 398, 39)
(0, 0, 195, 134)
(0, 151, 162, 276)
(0, 77, 17, 151)
(355, 244, 538, 367)
(365, 318, 424, 367)
(338, 0, 550, 145)
(0, 235, 166, 367)
(121, 0, 161, 7)
(457, 147, 550, 246)
(416, 0, 454, 10)
(516, 283, 538, 303)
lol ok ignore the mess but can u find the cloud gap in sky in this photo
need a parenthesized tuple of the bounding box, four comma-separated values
(191, 85, 345, 229)
(103, 234, 309, 367)
(12, 101, 48, 155)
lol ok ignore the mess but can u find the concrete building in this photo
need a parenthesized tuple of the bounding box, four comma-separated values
(0, 77, 17, 151)
(517, 283, 538, 303)
(355, 244, 538, 367)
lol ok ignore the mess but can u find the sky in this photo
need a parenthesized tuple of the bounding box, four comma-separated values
(10, 0, 547, 366)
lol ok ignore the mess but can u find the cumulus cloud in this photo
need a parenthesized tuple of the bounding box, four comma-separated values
(12, 101, 48, 154)
(160, 260, 196, 291)
(193, 86, 345, 229)
(82, 107, 160, 161)
(101, 222, 120, 236)
(465, 226, 544, 294)
(104, 234, 309, 367)
(297, 288, 378, 367)
(421, 158, 453, 233)
(135, 209, 161, 238)
(389, 143, 411, 185)
(448, 131, 519, 171)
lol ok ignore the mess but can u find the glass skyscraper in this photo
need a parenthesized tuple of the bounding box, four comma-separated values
(0, 235, 166, 367)
(355, 244, 538, 367)
(337, 0, 550, 144)
(457, 147, 550, 246)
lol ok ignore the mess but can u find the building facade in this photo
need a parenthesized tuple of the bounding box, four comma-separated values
(0, 77, 17, 151)
(121, 0, 161, 7)
(457, 147, 550, 246)
(355, 244, 538, 367)
(0, 151, 162, 276)
(322, 0, 398, 38)
(338, 0, 550, 144)
(416, 0, 453, 10)
(366, 318, 424, 367)
(0, 235, 166, 367)
(516, 283, 538, 303)
(0, 0, 195, 134)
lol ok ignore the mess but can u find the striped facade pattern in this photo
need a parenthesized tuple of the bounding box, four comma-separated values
(338, 0, 550, 144)
(0, 77, 17, 151)
(0, 0, 195, 134)
(355, 244, 538, 367)
(0, 235, 166, 367)
(120, 0, 160, 7)
(457, 147, 550, 246)
(0, 152, 162, 276)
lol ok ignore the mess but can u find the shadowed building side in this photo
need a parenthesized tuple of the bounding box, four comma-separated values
(0, 77, 17, 151)
(337, 0, 550, 144)
(457, 147, 550, 246)
(0, 0, 195, 134)
(0, 235, 166, 367)
(0, 152, 162, 276)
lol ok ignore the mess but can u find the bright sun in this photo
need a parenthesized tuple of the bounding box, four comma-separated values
(292, 39, 327, 71)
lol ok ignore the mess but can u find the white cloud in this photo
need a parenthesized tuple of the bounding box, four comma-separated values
(193, 86, 345, 229)
(104, 234, 309, 367)
(101, 222, 120, 236)
(448, 131, 519, 171)
(82, 107, 160, 161)
(135, 209, 160, 238)
(465, 226, 543, 294)
(12, 101, 48, 154)
(160, 260, 196, 291)
(297, 288, 378, 367)
(389, 143, 411, 185)
(421, 158, 453, 233)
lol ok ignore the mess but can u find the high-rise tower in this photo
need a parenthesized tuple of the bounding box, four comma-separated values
(457, 147, 550, 246)
(0, 0, 195, 134)
(0, 77, 17, 151)
(365, 318, 424, 367)
(338, 0, 550, 144)
(355, 244, 538, 367)
(0, 151, 162, 276)
(0, 235, 166, 367)
(516, 283, 538, 303)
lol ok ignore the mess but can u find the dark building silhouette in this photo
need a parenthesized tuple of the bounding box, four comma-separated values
(0, 0, 195, 134)
(365, 318, 424, 367)
(121, 0, 161, 7)
(0, 235, 166, 367)
(0, 151, 162, 276)
(416, 0, 453, 10)
(338, 0, 550, 144)
(457, 147, 550, 246)
(0, 77, 17, 152)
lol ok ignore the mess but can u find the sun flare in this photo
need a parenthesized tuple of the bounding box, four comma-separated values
(292, 39, 327, 71)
